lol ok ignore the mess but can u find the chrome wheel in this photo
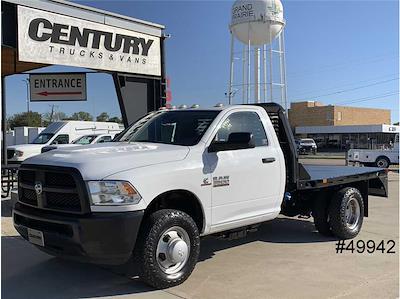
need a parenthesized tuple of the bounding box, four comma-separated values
(345, 196, 360, 230)
(156, 226, 190, 277)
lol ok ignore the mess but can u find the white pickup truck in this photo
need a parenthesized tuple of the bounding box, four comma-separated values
(13, 104, 388, 288)
(347, 134, 399, 168)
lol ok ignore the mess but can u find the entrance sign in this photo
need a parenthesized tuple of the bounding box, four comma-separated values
(29, 73, 87, 101)
(18, 6, 161, 76)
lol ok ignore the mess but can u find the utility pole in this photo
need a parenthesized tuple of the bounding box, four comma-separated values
(23, 78, 30, 126)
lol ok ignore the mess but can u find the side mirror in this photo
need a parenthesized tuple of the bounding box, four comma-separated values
(208, 132, 255, 152)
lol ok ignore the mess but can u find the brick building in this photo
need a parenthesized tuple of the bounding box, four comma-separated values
(288, 101, 391, 129)
(288, 101, 397, 151)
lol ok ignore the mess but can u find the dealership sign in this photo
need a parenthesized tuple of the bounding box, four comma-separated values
(18, 6, 161, 76)
(29, 73, 87, 101)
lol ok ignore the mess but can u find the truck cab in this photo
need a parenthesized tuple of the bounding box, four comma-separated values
(13, 104, 387, 289)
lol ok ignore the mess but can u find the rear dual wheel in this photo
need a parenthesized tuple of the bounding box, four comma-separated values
(313, 187, 364, 239)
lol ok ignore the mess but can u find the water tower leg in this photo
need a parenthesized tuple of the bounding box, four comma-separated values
(278, 33, 285, 109)
(269, 43, 273, 103)
(247, 39, 251, 104)
(254, 47, 260, 103)
(263, 44, 267, 103)
(281, 30, 288, 111)
(228, 32, 234, 105)
(242, 44, 247, 104)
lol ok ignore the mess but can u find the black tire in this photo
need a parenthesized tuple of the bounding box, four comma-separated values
(375, 156, 390, 168)
(328, 187, 364, 239)
(312, 197, 332, 236)
(134, 209, 200, 289)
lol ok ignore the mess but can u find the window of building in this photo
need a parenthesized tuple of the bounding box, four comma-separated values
(337, 111, 342, 121)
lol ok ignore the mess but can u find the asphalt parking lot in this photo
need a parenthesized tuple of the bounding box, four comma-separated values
(2, 159, 399, 299)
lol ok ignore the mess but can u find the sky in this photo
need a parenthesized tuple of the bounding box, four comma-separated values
(5, 0, 399, 123)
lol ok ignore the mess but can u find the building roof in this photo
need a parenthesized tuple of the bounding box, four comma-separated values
(296, 124, 400, 134)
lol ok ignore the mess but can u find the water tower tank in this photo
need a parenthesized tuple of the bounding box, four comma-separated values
(230, 0, 285, 45)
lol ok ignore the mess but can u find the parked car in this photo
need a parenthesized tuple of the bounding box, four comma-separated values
(14, 104, 387, 288)
(347, 134, 399, 168)
(296, 138, 317, 154)
(7, 121, 121, 163)
(41, 133, 117, 153)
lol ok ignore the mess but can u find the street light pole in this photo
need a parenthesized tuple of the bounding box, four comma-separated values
(22, 78, 30, 126)
(23, 78, 30, 113)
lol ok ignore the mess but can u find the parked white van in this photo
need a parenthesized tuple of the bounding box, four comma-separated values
(7, 121, 121, 163)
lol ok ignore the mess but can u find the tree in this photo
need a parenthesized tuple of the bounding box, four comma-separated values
(96, 112, 109, 122)
(394, 122, 399, 126)
(42, 111, 68, 126)
(69, 111, 93, 121)
(108, 116, 123, 124)
(8, 112, 42, 129)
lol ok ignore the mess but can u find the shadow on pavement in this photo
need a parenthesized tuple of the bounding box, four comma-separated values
(2, 236, 154, 299)
(2, 217, 335, 298)
(198, 217, 337, 262)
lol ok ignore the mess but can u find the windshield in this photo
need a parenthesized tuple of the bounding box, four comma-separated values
(73, 135, 97, 145)
(117, 110, 220, 146)
(31, 133, 54, 144)
(301, 139, 315, 144)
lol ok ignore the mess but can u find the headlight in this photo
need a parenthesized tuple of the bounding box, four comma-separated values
(15, 150, 24, 157)
(88, 181, 141, 206)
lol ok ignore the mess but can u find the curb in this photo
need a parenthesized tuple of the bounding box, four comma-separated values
(299, 156, 345, 160)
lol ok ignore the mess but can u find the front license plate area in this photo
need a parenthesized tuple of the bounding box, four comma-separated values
(27, 228, 44, 247)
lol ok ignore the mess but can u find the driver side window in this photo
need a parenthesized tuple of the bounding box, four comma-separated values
(52, 134, 69, 145)
(214, 112, 268, 147)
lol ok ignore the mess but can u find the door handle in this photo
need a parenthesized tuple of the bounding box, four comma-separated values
(262, 157, 276, 164)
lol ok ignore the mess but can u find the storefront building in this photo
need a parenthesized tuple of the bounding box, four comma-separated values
(296, 124, 399, 151)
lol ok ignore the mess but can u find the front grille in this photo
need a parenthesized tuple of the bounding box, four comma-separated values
(45, 172, 75, 187)
(20, 170, 35, 184)
(7, 149, 15, 159)
(20, 188, 37, 206)
(18, 167, 88, 214)
(46, 192, 81, 212)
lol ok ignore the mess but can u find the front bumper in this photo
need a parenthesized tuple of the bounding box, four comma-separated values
(13, 202, 144, 265)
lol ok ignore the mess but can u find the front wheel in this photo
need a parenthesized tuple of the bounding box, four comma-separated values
(328, 187, 364, 239)
(134, 209, 200, 289)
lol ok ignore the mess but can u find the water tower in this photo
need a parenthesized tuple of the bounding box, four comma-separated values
(228, 0, 287, 109)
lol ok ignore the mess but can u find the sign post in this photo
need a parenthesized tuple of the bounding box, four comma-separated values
(29, 73, 87, 101)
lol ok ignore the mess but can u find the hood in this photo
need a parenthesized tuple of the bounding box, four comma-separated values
(8, 144, 45, 152)
(46, 144, 80, 149)
(24, 142, 190, 180)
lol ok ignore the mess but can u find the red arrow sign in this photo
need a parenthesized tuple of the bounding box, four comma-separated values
(37, 91, 82, 96)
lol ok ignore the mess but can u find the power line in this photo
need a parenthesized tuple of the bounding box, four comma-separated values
(290, 73, 397, 98)
(333, 91, 399, 105)
(287, 53, 397, 78)
(298, 78, 398, 100)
